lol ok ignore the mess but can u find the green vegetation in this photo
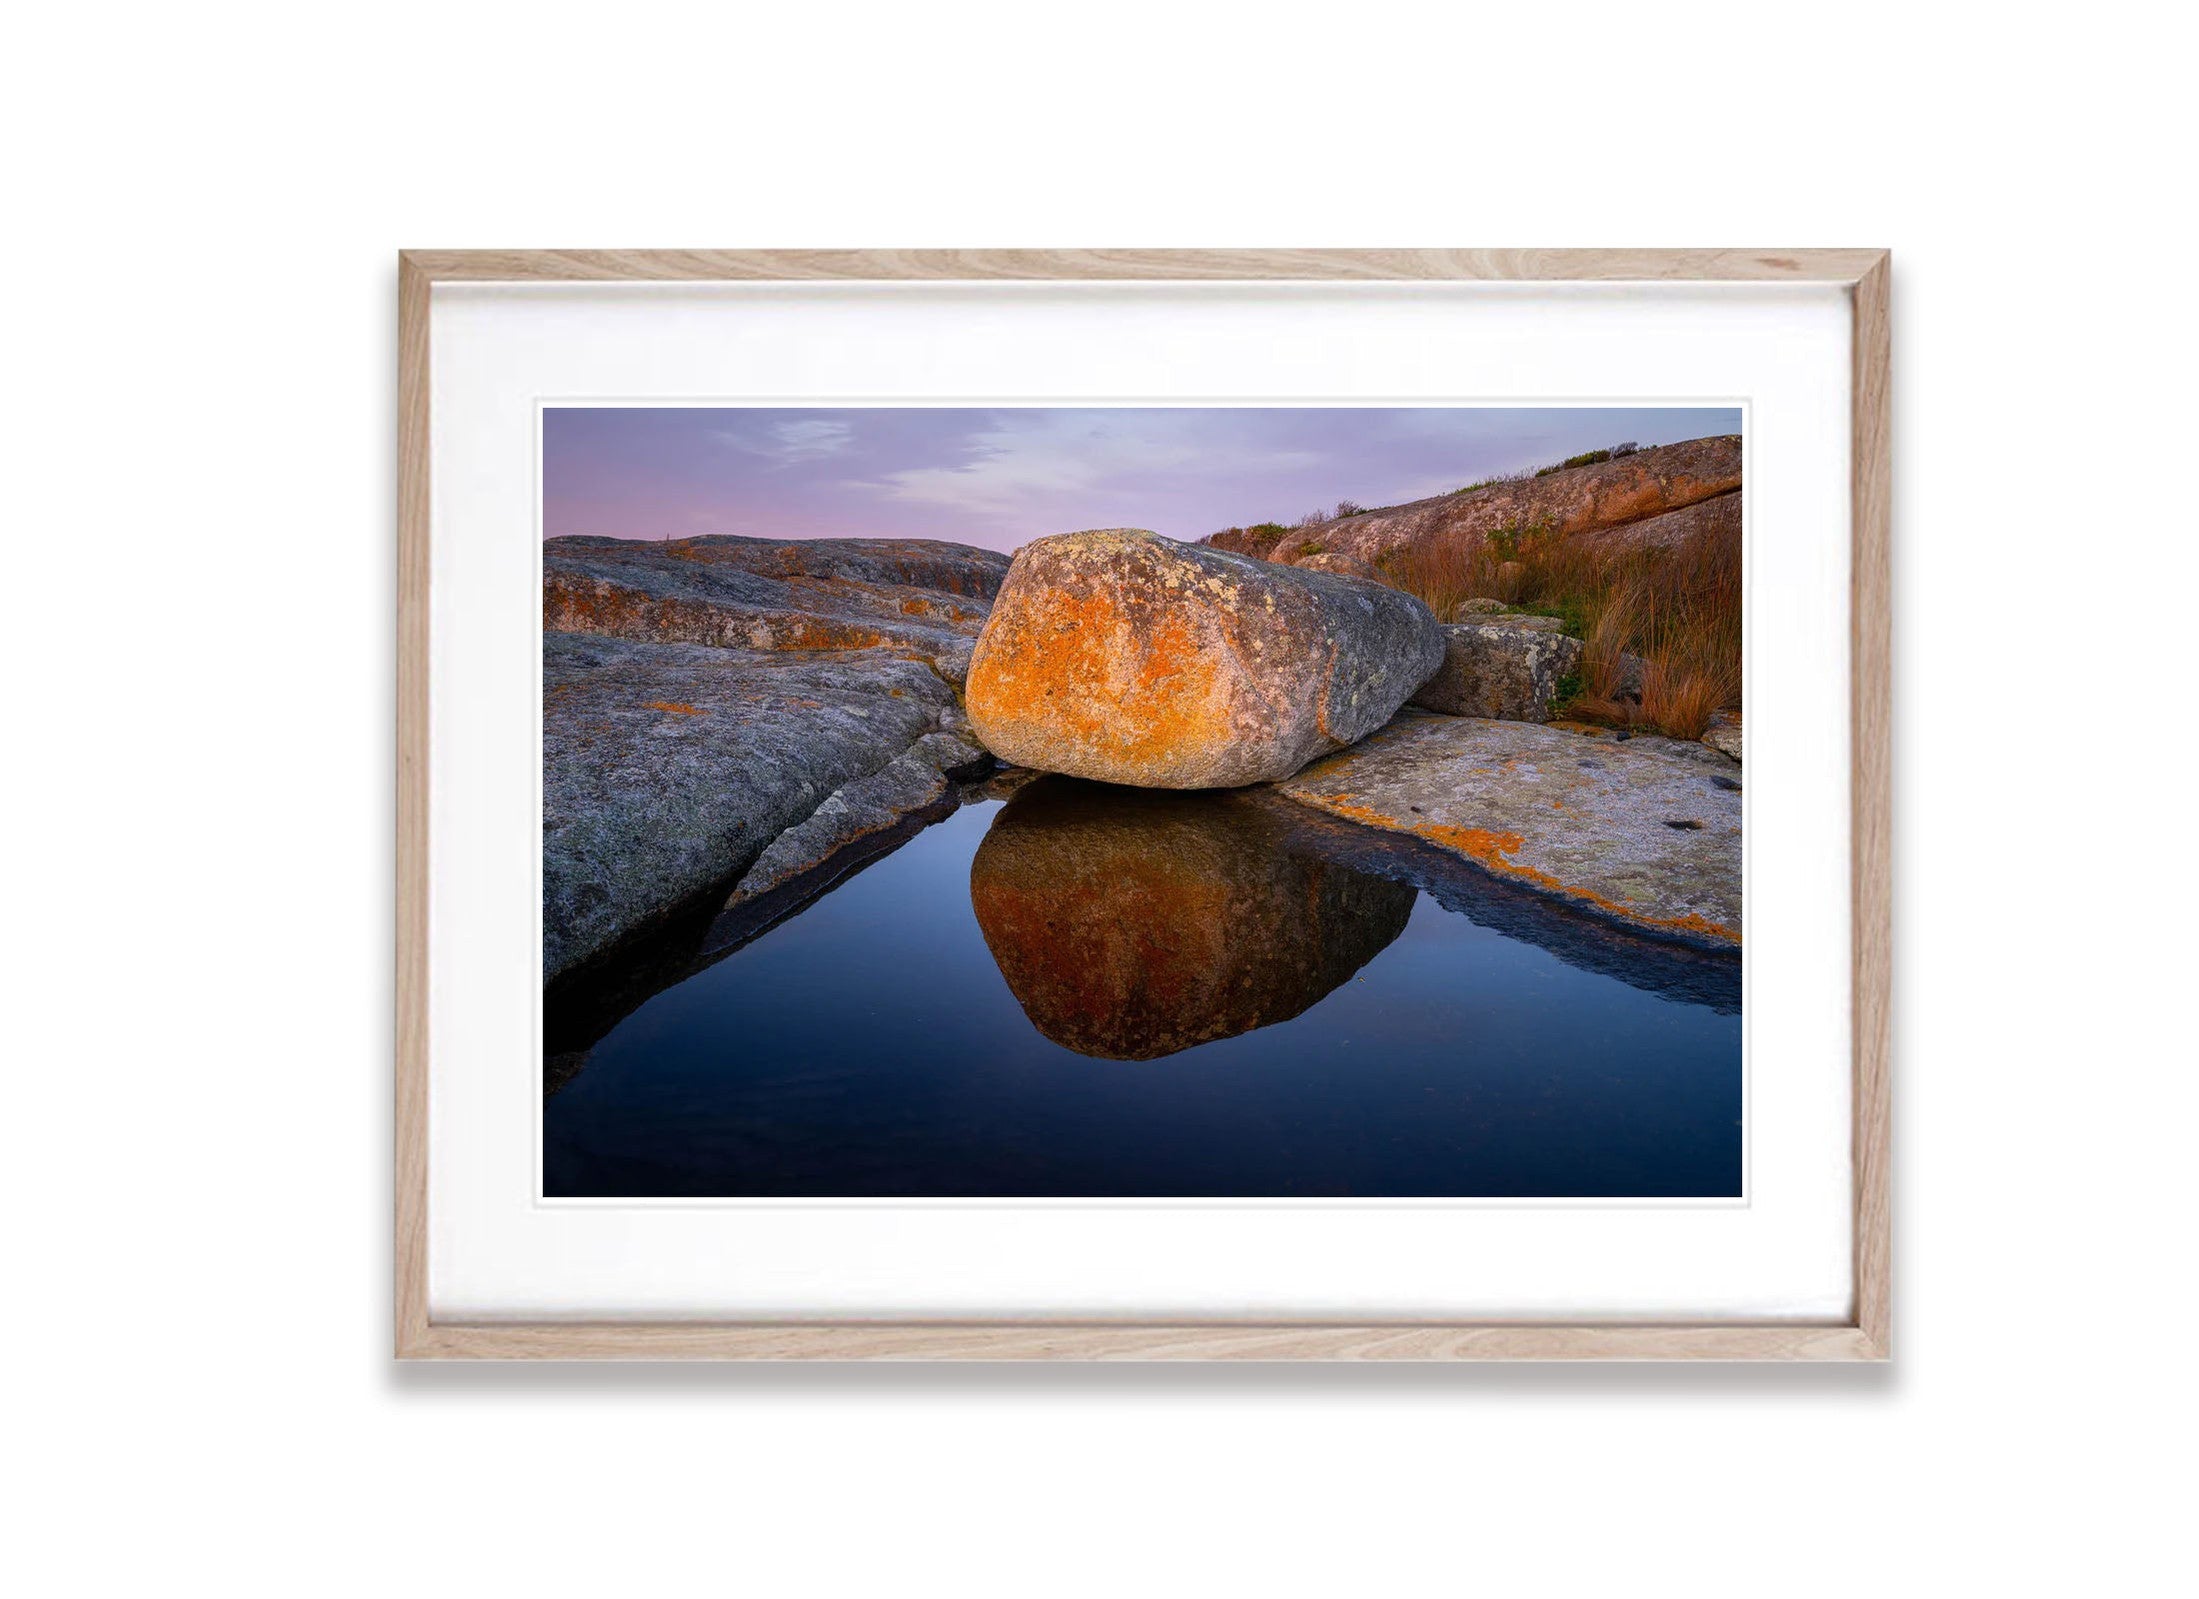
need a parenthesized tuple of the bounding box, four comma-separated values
(1485, 516, 1552, 564)
(1549, 668, 1585, 717)
(1517, 595, 1590, 639)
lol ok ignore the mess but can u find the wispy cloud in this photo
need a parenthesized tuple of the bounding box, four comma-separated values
(865, 411, 1317, 525)
(717, 418, 854, 466)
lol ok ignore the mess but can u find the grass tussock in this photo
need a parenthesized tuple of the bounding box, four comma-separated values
(1374, 510, 1739, 739)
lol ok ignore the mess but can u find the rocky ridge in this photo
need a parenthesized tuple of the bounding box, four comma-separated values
(1222, 434, 1742, 570)
(545, 534, 1010, 687)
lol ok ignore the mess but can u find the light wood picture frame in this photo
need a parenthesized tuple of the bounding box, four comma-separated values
(397, 248, 1890, 1360)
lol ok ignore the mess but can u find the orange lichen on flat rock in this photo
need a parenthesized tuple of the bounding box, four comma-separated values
(1294, 782, 1740, 946)
(643, 700, 704, 716)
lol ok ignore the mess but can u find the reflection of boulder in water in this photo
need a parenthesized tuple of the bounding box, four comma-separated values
(969, 779, 1415, 1060)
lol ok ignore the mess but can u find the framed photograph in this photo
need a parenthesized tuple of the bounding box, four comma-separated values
(398, 249, 1889, 1359)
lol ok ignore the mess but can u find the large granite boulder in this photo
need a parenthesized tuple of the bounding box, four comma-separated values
(1275, 711, 1741, 946)
(965, 529, 1444, 788)
(968, 779, 1415, 1059)
(544, 534, 1011, 686)
(543, 632, 961, 980)
(1410, 616, 1584, 722)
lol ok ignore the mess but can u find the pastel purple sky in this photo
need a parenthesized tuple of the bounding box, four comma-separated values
(543, 407, 1742, 552)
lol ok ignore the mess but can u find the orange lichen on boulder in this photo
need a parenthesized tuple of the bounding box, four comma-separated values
(965, 529, 1443, 789)
(643, 700, 704, 716)
(969, 580, 1228, 778)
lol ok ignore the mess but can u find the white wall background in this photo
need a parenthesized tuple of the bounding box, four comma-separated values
(7, 3, 2191, 1594)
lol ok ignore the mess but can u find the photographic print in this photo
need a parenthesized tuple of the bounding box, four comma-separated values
(540, 404, 1745, 1200)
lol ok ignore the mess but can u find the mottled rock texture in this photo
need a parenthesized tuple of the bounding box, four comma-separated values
(1202, 436, 1741, 568)
(544, 534, 1011, 687)
(542, 633, 958, 980)
(969, 779, 1415, 1059)
(1410, 617, 1584, 722)
(966, 529, 1444, 788)
(1276, 711, 1741, 947)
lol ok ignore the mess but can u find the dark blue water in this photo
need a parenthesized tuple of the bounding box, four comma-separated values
(545, 784, 1740, 1198)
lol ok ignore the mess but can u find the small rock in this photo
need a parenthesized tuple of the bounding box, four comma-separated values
(1410, 620, 1584, 723)
(1701, 710, 1743, 763)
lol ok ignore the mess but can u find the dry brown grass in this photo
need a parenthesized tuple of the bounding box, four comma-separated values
(1374, 511, 1740, 739)
(1379, 536, 1484, 622)
(1558, 694, 1639, 728)
(1580, 579, 1641, 701)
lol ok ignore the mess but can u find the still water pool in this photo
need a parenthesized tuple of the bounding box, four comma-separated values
(544, 779, 1741, 1198)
